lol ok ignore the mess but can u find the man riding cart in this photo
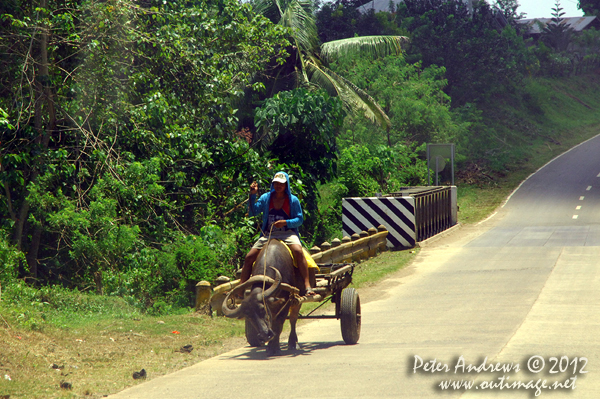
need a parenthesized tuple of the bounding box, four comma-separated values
(221, 172, 361, 355)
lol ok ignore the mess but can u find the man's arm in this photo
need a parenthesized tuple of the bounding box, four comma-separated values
(285, 195, 303, 229)
(248, 181, 261, 217)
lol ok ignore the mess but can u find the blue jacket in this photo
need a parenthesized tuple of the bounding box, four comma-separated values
(248, 171, 303, 237)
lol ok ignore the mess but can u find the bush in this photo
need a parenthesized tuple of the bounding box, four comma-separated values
(332, 55, 468, 148)
(338, 144, 428, 197)
(99, 225, 242, 309)
(0, 233, 25, 284)
(315, 181, 350, 243)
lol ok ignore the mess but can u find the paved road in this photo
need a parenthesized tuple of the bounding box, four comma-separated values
(110, 134, 600, 398)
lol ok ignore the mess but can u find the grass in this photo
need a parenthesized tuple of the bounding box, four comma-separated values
(0, 248, 420, 399)
(0, 287, 247, 398)
(456, 119, 600, 225)
(456, 74, 600, 225)
(2, 74, 600, 399)
(351, 249, 418, 289)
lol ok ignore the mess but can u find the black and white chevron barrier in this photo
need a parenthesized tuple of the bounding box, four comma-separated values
(342, 197, 416, 248)
(342, 187, 457, 248)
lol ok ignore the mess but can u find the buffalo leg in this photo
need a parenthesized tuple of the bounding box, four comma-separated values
(266, 337, 282, 356)
(288, 302, 301, 351)
(266, 316, 285, 356)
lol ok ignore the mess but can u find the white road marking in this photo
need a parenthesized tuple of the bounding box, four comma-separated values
(587, 186, 592, 191)
(576, 206, 582, 210)
(580, 196, 585, 200)
(573, 215, 579, 219)
(502, 133, 600, 209)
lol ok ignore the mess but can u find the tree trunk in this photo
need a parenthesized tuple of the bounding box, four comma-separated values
(14, 0, 56, 272)
(39, 0, 56, 149)
(94, 271, 103, 295)
(12, 174, 33, 250)
(26, 223, 42, 278)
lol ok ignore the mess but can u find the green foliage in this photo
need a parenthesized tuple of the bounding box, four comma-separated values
(457, 73, 600, 177)
(338, 144, 428, 197)
(254, 88, 346, 243)
(1, 280, 143, 331)
(0, 0, 292, 307)
(3, 0, 597, 315)
(316, 2, 363, 42)
(0, 231, 25, 284)
(0, 107, 13, 130)
(314, 143, 427, 242)
(332, 55, 467, 147)
(318, 0, 533, 105)
(578, 0, 600, 15)
(315, 180, 349, 241)
(543, 52, 575, 77)
(255, 88, 344, 182)
(532, 5, 600, 77)
(494, 0, 526, 23)
(573, 27, 600, 54)
(316, 1, 406, 43)
(339, 146, 381, 196)
(541, 1, 574, 52)
(173, 235, 221, 284)
(397, 0, 531, 105)
(252, 0, 405, 129)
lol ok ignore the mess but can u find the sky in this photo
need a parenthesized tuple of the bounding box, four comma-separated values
(516, 0, 584, 19)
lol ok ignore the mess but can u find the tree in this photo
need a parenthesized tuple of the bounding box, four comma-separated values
(315, 1, 362, 42)
(252, 0, 407, 136)
(494, 0, 527, 24)
(542, 1, 575, 52)
(254, 88, 345, 240)
(0, 0, 289, 290)
(392, 0, 531, 105)
(578, 0, 600, 15)
(332, 55, 468, 147)
(254, 88, 344, 183)
(316, 0, 532, 106)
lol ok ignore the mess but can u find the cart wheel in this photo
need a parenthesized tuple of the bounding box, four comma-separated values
(340, 287, 361, 345)
(245, 318, 264, 347)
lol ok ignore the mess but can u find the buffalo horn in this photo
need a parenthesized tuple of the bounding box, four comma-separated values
(221, 268, 282, 317)
(257, 267, 282, 301)
(221, 290, 244, 318)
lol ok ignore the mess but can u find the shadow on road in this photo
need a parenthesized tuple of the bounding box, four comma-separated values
(222, 341, 345, 361)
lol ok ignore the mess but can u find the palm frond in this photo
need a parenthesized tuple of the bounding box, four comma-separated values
(254, 0, 319, 53)
(305, 60, 391, 129)
(320, 36, 409, 64)
(252, 0, 284, 24)
(278, 0, 319, 53)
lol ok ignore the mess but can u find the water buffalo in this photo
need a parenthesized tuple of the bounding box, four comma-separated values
(221, 239, 303, 355)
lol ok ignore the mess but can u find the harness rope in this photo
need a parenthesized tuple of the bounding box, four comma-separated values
(260, 223, 299, 325)
(261, 224, 274, 326)
(255, 189, 307, 327)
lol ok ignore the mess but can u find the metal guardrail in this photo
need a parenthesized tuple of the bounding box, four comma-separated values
(387, 186, 455, 242)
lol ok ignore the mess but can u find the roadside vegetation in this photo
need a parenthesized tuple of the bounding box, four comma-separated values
(2, 0, 600, 397)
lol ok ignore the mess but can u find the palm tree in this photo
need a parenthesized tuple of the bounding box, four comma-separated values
(253, 0, 408, 129)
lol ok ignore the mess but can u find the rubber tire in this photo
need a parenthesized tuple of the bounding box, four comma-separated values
(340, 287, 361, 345)
(245, 318, 264, 347)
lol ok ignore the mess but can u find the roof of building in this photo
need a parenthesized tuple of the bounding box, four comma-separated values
(517, 16, 599, 34)
(357, 0, 477, 14)
(357, 0, 403, 14)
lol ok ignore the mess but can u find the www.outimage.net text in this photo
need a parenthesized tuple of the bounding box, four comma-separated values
(412, 355, 587, 396)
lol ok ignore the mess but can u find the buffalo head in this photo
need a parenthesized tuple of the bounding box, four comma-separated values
(222, 267, 283, 343)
